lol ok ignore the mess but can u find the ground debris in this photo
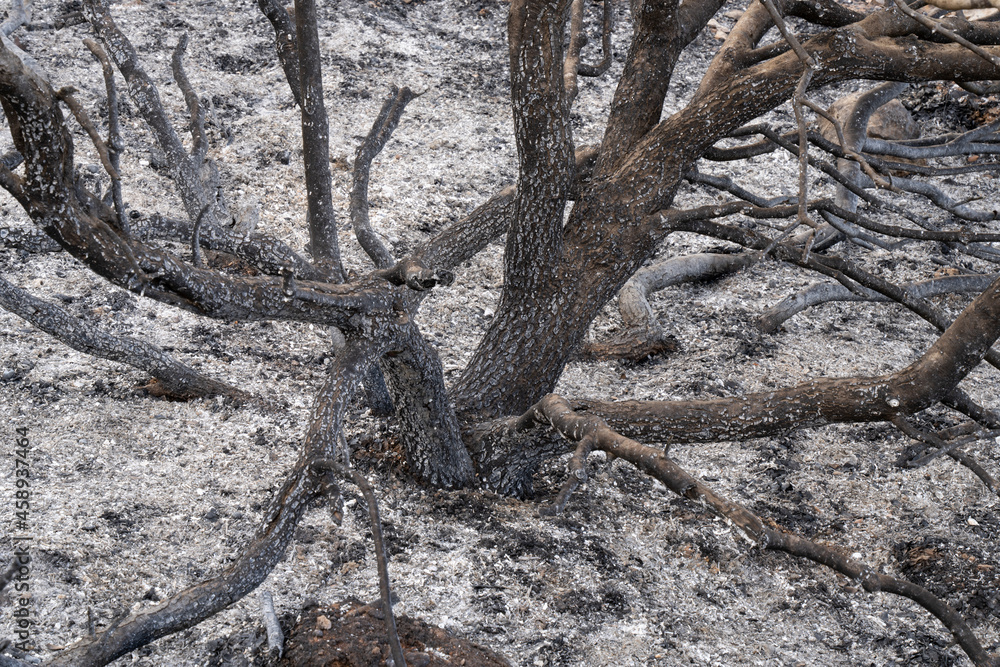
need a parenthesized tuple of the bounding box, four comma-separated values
(283, 598, 510, 667)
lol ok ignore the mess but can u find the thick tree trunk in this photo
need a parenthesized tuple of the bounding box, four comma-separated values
(380, 325, 476, 489)
(455, 11, 939, 418)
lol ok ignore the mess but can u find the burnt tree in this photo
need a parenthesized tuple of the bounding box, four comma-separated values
(1, 0, 1000, 664)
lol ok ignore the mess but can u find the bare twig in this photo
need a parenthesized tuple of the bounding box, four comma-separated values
(862, 123, 1000, 159)
(762, 0, 816, 67)
(171, 34, 208, 165)
(891, 415, 978, 467)
(687, 168, 788, 208)
(83, 38, 126, 233)
(258, 590, 284, 659)
(84, 0, 212, 230)
(791, 69, 815, 228)
(54, 87, 119, 182)
(539, 434, 594, 516)
(313, 458, 407, 667)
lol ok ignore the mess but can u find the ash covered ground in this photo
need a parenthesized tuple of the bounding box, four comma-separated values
(1, 1, 999, 665)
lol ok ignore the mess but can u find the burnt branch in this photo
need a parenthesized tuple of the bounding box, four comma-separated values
(686, 168, 781, 207)
(410, 185, 514, 273)
(82, 38, 125, 233)
(5, 0, 1000, 663)
(53, 87, 118, 182)
(944, 387, 1000, 430)
(258, 590, 284, 660)
(815, 81, 908, 236)
(140, 213, 327, 282)
(891, 0, 1000, 69)
(378, 323, 476, 488)
(84, 0, 319, 279)
(617, 252, 759, 331)
(0, 275, 247, 401)
(576, 0, 612, 77)
(256, 0, 302, 106)
(0, 30, 406, 329)
(592, 0, 690, 175)
(538, 433, 593, 516)
(662, 208, 1000, 371)
(0, 0, 30, 36)
(190, 203, 211, 268)
(949, 449, 1000, 495)
(50, 461, 324, 667)
(170, 34, 208, 166)
(409, 145, 595, 274)
(579, 251, 757, 360)
(891, 415, 981, 468)
(937, 392, 1000, 493)
(574, 265, 1000, 443)
(51, 331, 392, 666)
(862, 126, 1000, 159)
(351, 86, 417, 270)
(84, 0, 214, 230)
(759, 273, 996, 332)
(314, 459, 407, 667)
(563, 0, 586, 102)
(505, 0, 573, 285)
(294, 0, 343, 279)
(523, 394, 999, 667)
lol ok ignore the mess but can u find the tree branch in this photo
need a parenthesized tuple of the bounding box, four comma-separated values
(523, 394, 999, 667)
(759, 273, 996, 332)
(0, 275, 248, 401)
(294, 0, 343, 280)
(351, 86, 417, 270)
(256, 0, 302, 106)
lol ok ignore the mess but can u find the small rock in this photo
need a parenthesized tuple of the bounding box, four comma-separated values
(405, 652, 431, 667)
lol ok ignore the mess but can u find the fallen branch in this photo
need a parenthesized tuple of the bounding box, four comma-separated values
(0, 275, 248, 401)
(522, 394, 999, 667)
(759, 273, 995, 332)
